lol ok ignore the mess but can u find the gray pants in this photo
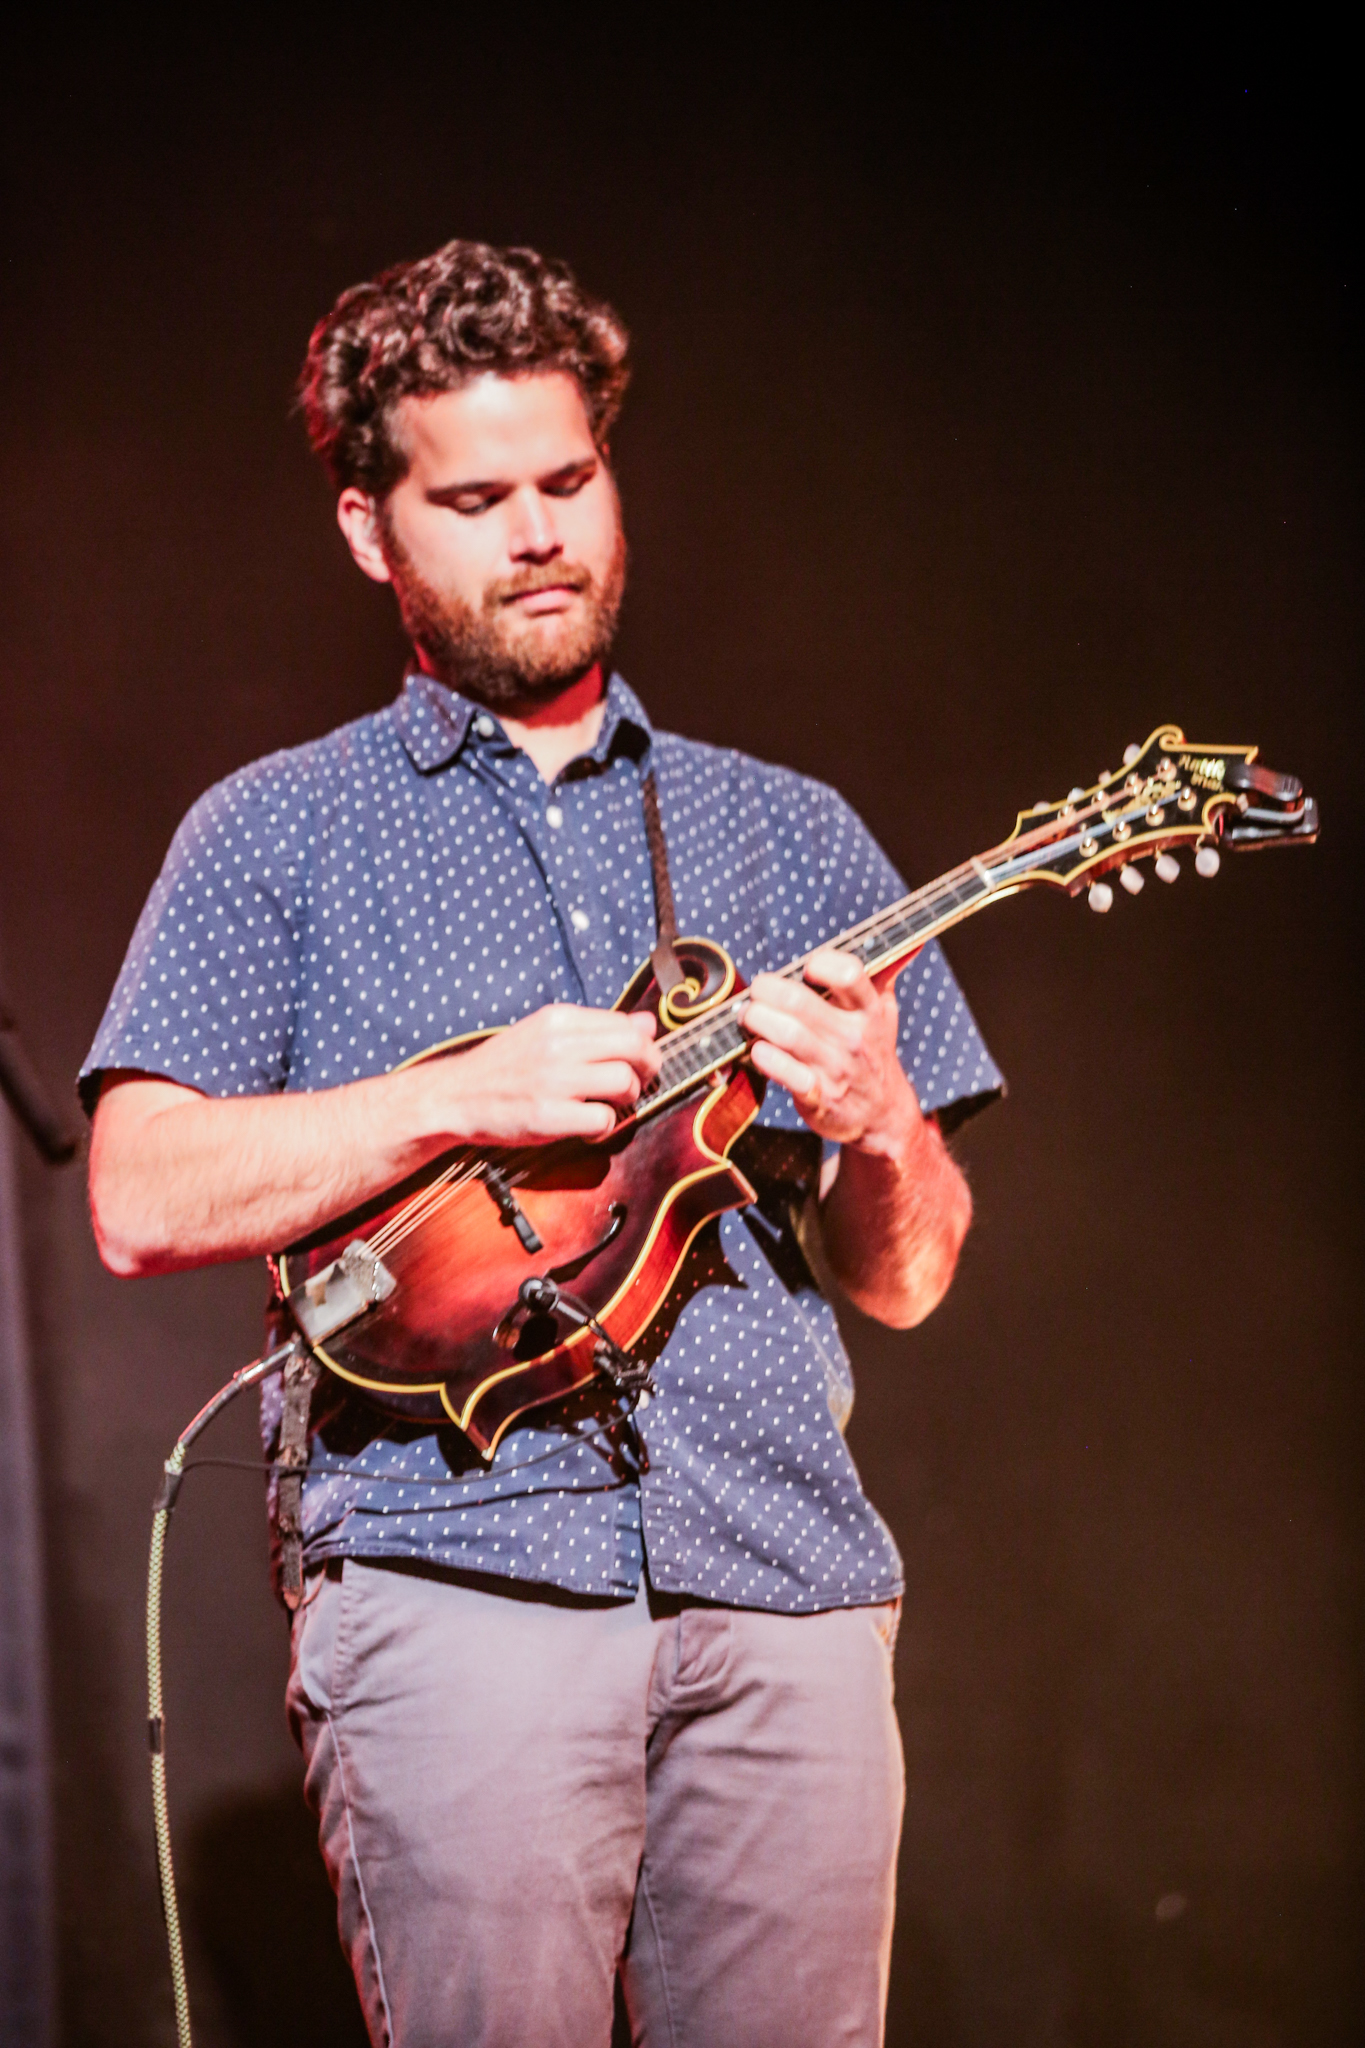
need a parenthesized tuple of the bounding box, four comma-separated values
(287, 1558, 904, 2047)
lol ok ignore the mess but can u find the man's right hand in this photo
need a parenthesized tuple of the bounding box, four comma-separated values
(89, 1003, 662, 1278)
(396, 1003, 662, 1146)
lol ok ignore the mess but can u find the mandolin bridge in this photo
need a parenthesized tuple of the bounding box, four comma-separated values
(287, 1238, 398, 1346)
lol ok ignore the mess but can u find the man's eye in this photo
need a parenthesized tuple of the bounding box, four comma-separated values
(453, 495, 499, 516)
(544, 471, 593, 498)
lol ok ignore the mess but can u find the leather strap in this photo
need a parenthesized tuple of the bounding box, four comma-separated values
(275, 1345, 321, 1611)
(641, 770, 684, 997)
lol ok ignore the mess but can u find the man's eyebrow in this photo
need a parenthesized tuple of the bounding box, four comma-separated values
(539, 455, 597, 483)
(424, 476, 507, 502)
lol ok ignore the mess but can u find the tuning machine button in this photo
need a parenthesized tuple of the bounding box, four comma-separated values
(1155, 853, 1181, 884)
(1123, 743, 1141, 765)
(1067, 787, 1086, 802)
(1195, 844, 1221, 878)
(1119, 865, 1144, 895)
(1088, 881, 1114, 913)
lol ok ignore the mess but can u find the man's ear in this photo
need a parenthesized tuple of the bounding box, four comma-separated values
(336, 489, 393, 584)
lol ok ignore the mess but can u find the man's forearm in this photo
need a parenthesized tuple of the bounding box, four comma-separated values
(88, 1067, 453, 1276)
(817, 1115, 972, 1327)
(88, 1004, 664, 1278)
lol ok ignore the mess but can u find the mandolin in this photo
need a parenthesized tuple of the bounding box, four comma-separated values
(272, 725, 1317, 1455)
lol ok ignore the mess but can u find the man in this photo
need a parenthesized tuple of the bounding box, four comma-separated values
(85, 240, 1002, 2047)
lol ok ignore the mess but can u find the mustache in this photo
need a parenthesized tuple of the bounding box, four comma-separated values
(488, 564, 593, 606)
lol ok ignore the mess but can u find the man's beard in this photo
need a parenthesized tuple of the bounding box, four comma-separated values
(381, 519, 627, 713)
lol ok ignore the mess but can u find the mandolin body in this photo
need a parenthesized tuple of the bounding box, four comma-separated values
(275, 943, 763, 1456)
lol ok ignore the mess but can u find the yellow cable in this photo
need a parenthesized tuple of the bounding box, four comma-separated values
(144, 1345, 295, 2048)
(146, 1453, 192, 2048)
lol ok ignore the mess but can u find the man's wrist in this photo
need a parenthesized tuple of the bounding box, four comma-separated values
(845, 1082, 930, 1171)
(380, 1056, 472, 1156)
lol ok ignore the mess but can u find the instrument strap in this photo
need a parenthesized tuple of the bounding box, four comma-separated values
(274, 1345, 321, 1610)
(641, 769, 685, 997)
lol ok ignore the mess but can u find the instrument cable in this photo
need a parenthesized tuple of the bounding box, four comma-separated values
(146, 1345, 641, 2048)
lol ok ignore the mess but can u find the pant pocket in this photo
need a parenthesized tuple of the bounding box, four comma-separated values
(288, 1562, 347, 1724)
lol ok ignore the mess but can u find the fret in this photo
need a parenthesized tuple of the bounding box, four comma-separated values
(640, 1012, 748, 1112)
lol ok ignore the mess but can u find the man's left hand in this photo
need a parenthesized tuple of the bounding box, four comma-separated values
(739, 948, 923, 1162)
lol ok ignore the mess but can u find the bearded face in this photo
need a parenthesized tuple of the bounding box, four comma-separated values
(338, 373, 629, 715)
(382, 514, 627, 712)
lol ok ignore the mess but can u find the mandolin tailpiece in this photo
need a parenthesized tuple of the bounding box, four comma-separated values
(287, 1237, 398, 1346)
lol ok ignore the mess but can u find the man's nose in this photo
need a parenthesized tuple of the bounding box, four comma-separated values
(508, 486, 561, 561)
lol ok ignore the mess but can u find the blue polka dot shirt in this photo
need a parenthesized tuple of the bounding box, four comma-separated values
(84, 673, 1003, 1612)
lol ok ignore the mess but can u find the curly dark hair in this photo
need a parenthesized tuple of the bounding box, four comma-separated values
(298, 238, 631, 495)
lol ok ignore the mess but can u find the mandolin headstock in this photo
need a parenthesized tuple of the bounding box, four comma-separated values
(1001, 725, 1319, 906)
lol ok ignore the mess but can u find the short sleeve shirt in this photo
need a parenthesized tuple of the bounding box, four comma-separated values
(84, 674, 1003, 1612)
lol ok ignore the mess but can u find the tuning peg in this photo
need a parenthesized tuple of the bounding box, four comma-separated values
(1088, 881, 1114, 913)
(1119, 865, 1144, 895)
(1155, 853, 1180, 884)
(1123, 743, 1141, 765)
(1195, 844, 1221, 878)
(1067, 787, 1086, 802)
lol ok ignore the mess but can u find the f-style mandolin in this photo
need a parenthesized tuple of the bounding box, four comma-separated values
(272, 725, 1317, 1455)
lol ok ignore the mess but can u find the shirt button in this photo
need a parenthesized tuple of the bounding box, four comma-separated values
(569, 908, 590, 932)
(545, 803, 564, 829)
(474, 714, 496, 739)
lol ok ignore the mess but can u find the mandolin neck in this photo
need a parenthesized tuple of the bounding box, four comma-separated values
(635, 838, 1027, 1122)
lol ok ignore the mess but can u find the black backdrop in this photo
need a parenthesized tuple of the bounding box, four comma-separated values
(1, 16, 1359, 2046)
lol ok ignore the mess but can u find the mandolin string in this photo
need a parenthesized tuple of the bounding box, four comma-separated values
(367, 1157, 487, 1259)
(364, 1162, 472, 1256)
(348, 788, 1132, 1263)
(367, 1159, 473, 1246)
(369, 1175, 484, 1258)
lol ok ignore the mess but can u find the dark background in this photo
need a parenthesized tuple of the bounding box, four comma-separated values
(1, 13, 1359, 2045)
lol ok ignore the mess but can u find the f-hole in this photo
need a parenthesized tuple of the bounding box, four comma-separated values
(548, 1202, 627, 1283)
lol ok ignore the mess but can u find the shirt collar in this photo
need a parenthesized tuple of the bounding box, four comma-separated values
(390, 670, 653, 775)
